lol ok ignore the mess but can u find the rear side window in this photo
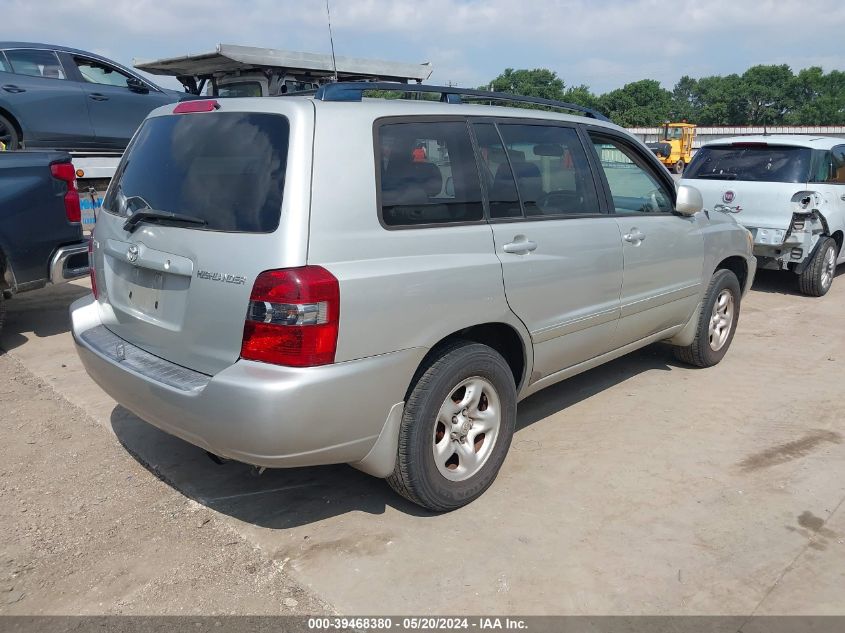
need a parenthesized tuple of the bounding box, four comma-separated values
(685, 145, 811, 183)
(810, 147, 845, 184)
(5, 49, 66, 79)
(497, 124, 599, 216)
(473, 123, 522, 219)
(378, 121, 483, 227)
(103, 112, 289, 233)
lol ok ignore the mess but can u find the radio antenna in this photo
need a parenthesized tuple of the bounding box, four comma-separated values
(325, 0, 338, 82)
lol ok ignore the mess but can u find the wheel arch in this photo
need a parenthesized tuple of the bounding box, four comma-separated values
(715, 255, 749, 291)
(405, 322, 529, 399)
(0, 106, 23, 147)
(830, 229, 843, 255)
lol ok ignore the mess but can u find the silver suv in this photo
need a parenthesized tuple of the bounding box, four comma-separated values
(71, 84, 755, 511)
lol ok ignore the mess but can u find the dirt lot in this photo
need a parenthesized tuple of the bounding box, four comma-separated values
(1, 272, 844, 615)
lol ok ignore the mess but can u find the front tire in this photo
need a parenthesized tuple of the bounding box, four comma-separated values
(387, 341, 516, 512)
(674, 269, 741, 368)
(798, 237, 837, 297)
(673, 159, 685, 175)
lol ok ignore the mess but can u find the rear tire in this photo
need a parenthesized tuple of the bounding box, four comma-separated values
(674, 269, 741, 368)
(798, 237, 837, 297)
(0, 114, 19, 150)
(0, 290, 5, 337)
(673, 159, 685, 174)
(387, 341, 516, 512)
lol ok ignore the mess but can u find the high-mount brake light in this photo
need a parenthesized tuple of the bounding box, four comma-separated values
(731, 142, 768, 148)
(241, 266, 340, 367)
(50, 162, 81, 223)
(173, 100, 220, 114)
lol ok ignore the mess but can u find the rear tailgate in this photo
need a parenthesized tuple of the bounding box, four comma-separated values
(683, 143, 812, 231)
(90, 99, 314, 376)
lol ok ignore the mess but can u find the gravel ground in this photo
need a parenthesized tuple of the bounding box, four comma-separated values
(0, 352, 332, 616)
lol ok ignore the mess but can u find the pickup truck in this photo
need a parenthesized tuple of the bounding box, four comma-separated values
(0, 151, 89, 332)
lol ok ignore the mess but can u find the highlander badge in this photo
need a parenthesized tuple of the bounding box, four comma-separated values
(197, 270, 247, 285)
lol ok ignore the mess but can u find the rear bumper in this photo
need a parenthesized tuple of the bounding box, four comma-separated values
(70, 295, 422, 468)
(50, 240, 89, 284)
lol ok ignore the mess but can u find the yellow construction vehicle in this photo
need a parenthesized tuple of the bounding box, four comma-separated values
(646, 122, 696, 174)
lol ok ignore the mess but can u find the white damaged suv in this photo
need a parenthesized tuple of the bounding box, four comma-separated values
(683, 136, 845, 296)
(72, 83, 755, 511)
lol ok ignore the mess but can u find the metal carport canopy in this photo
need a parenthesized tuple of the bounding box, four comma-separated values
(133, 43, 433, 83)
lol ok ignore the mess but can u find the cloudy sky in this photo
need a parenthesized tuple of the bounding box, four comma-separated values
(7, 0, 845, 93)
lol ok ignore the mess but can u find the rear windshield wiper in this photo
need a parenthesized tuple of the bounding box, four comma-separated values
(124, 210, 208, 233)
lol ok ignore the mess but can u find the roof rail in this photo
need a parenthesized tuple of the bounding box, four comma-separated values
(312, 82, 610, 122)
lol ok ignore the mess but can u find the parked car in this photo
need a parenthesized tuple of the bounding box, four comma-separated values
(0, 42, 194, 151)
(71, 84, 755, 511)
(1, 151, 89, 331)
(683, 136, 845, 296)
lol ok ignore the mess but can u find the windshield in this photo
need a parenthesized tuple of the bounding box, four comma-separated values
(103, 112, 289, 232)
(662, 127, 684, 140)
(685, 145, 812, 183)
(217, 82, 263, 97)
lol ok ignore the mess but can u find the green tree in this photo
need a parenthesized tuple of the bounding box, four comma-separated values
(670, 75, 699, 121)
(694, 74, 748, 125)
(741, 64, 796, 125)
(789, 67, 845, 124)
(598, 79, 672, 126)
(484, 68, 566, 101)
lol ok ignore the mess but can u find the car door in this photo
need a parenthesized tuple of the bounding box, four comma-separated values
(587, 130, 704, 348)
(473, 120, 623, 381)
(64, 54, 171, 149)
(811, 145, 845, 265)
(0, 48, 93, 148)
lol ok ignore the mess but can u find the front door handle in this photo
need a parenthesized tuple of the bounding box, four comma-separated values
(88, 93, 109, 101)
(841, 194, 845, 202)
(1, 84, 25, 93)
(623, 229, 646, 244)
(503, 235, 538, 255)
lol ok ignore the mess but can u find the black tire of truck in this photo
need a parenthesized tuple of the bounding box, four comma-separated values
(674, 269, 741, 368)
(798, 236, 838, 297)
(673, 159, 685, 174)
(0, 114, 20, 150)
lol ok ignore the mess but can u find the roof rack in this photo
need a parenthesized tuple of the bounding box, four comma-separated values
(312, 82, 610, 121)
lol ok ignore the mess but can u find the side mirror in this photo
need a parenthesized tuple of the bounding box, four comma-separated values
(675, 184, 703, 216)
(127, 77, 149, 94)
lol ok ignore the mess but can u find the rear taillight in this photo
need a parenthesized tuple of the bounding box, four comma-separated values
(50, 162, 81, 223)
(88, 239, 98, 299)
(241, 266, 339, 367)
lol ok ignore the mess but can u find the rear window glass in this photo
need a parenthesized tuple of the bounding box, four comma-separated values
(685, 145, 811, 183)
(103, 112, 289, 233)
(5, 49, 66, 79)
(378, 120, 483, 227)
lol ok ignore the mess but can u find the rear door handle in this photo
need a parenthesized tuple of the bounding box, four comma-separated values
(841, 194, 845, 202)
(623, 229, 646, 244)
(503, 236, 538, 255)
(88, 93, 109, 101)
(1, 84, 25, 93)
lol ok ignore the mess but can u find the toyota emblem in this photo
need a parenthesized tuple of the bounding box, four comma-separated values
(126, 244, 139, 263)
(723, 190, 736, 203)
